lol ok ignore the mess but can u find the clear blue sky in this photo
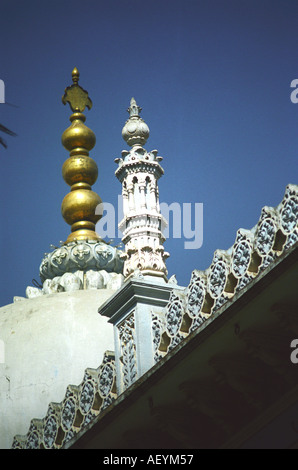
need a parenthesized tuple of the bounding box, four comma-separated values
(0, 0, 297, 306)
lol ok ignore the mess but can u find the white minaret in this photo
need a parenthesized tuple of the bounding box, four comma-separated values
(115, 98, 169, 281)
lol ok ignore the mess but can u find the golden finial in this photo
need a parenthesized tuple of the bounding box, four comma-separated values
(62, 67, 92, 113)
(60, 68, 102, 244)
(72, 67, 79, 84)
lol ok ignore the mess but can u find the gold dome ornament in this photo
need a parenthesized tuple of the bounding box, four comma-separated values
(34, 68, 124, 290)
(61, 68, 102, 243)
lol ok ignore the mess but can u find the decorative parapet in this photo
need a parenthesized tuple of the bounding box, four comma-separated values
(99, 184, 297, 393)
(151, 184, 298, 359)
(278, 184, 298, 244)
(11, 351, 117, 449)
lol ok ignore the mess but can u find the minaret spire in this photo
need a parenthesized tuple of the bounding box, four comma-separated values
(61, 67, 102, 243)
(116, 98, 169, 281)
(128, 97, 142, 117)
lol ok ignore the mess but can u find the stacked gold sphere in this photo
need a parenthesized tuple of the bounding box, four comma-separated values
(61, 68, 102, 243)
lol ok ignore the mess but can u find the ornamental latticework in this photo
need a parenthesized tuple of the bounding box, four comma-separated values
(12, 352, 117, 449)
(151, 184, 298, 361)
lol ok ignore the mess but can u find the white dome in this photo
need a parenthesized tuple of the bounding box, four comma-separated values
(0, 289, 115, 449)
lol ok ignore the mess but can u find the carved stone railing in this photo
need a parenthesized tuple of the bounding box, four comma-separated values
(11, 351, 117, 449)
(151, 184, 298, 360)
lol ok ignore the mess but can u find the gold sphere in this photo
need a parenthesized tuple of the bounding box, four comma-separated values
(62, 155, 98, 187)
(62, 117, 96, 152)
(61, 189, 102, 226)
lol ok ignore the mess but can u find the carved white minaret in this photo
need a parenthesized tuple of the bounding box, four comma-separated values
(115, 98, 169, 281)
